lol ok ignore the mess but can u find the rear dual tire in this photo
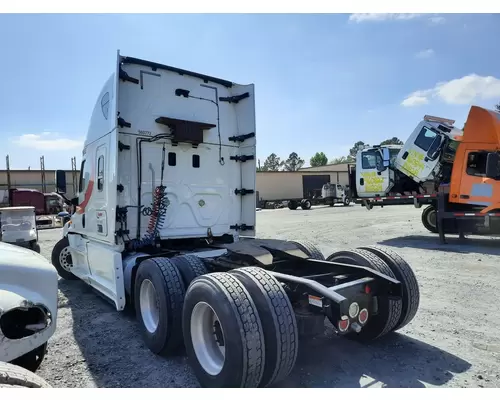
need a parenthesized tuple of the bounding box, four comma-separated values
(325, 246, 419, 341)
(183, 269, 298, 388)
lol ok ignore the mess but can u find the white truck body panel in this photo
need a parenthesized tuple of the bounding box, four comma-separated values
(0, 242, 58, 362)
(64, 51, 257, 308)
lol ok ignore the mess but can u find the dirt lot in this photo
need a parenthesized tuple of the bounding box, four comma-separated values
(37, 204, 500, 388)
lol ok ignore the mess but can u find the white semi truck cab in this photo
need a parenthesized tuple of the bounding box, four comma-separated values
(51, 51, 421, 388)
(352, 115, 463, 200)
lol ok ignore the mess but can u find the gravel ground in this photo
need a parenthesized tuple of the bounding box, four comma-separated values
(36, 204, 500, 388)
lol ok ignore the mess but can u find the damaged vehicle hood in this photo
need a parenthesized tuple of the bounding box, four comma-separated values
(0, 242, 58, 363)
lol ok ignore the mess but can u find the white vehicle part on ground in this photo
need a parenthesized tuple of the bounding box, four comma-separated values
(0, 206, 38, 246)
(61, 51, 256, 309)
(0, 243, 58, 363)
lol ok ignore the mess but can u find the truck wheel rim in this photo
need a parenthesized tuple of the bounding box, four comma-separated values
(191, 301, 225, 376)
(427, 209, 437, 228)
(140, 279, 160, 333)
(59, 247, 73, 272)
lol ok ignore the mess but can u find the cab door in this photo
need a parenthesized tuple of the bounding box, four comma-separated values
(395, 124, 441, 182)
(456, 150, 498, 208)
(356, 149, 391, 197)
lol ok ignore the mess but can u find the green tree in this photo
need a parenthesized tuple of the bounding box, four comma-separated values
(310, 152, 328, 167)
(380, 137, 404, 146)
(263, 153, 282, 171)
(347, 141, 366, 161)
(282, 152, 304, 171)
(330, 156, 349, 164)
(495, 102, 500, 112)
(256, 159, 267, 172)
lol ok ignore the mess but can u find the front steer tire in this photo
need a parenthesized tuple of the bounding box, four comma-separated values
(134, 257, 186, 356)
(182, 272, 265, 388)
(325, 249, 402, 342)
(230, 267, 298, 387)
(421, 205, 438, 233)
(0, 361, 52, 388)
(51, 237, 78, 280)
(359, 245, 420, 332)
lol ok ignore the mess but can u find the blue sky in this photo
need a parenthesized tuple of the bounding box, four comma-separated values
(1, 13, 500, 170)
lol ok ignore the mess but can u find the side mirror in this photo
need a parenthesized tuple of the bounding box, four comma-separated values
(486, 153, 500, 179)
(55, 170, 67, 194)
(381, 148, 390, 168)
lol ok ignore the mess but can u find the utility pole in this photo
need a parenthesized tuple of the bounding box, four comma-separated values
(40, 156, 47, 193)
(6, 155, 11, 190)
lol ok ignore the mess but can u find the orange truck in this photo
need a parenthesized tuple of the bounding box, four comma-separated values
(350, 105, 500, 243)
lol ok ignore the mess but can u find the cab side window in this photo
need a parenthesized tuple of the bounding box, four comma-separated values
(361, 151, 380, 169)
(97, 155, 104, 191)
(466, 151, 488, 177)
(414, 127, 437, 152)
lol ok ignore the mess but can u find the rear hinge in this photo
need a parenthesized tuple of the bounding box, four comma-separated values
(230, 154, 255, 163)
(230, 224, 254, 231)
(117, 184, 124, 192)
(219, 92, 249, 104)
(118, 141, 131, 151)
(119, 67, 139, 84)
(228, 132, 255, 143)
(234, 188, 254, 196)
(118, 116, 131, 128)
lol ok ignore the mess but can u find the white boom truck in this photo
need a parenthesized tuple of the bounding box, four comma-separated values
(349, 116, 463, 229)
(51, 51, 421, 388)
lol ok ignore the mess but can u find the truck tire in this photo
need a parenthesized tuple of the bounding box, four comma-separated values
(10, 343, 47, 373)
(343, 196, 351, 206)
(288, 200, 298, 210)
(287, 240, 325, 260)
(325, 249, 402, 341)
(134, 257, 185, 356)
(182, 272, 265, 388)
(230, 267, 298, 387)
(358, 246, 420, 332)
(31, 243, 41, 253)
(421, 205, 438, 233)
(0, 361, 52, 388)
(51, 237, 78, 280)
(300, 199, 312, 210)
(171, 255, 208, 288)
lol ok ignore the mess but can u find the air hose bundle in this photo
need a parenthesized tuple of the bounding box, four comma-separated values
(129, 143, 170, 250)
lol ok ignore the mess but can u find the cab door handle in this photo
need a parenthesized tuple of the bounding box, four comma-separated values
(460, 194, 470, 199)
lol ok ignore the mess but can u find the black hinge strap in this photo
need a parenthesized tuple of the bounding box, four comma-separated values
(230, 155, 255, 163)
(118, 117, 131, 128)
(119, 67, 139, 84)
(219, 92, 249, 104)
(229, 132, 255, 143)
(230, 224, 255, 231)
(118, 141, 131, 151)
(117, 184, 124, 192)
(234, 188, 254, 196)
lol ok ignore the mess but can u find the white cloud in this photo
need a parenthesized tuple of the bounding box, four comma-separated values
(349, 13, 422, 22)
(12, 132, 84, 151)
(349, 13, 446, 25)
(415, 49, 435, 59)
(401, 74, 500, 107)
(429, 16, 446, 25)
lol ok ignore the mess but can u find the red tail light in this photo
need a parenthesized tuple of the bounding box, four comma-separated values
(338, 317, 349, 332)
(359, 308, 369, 325)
